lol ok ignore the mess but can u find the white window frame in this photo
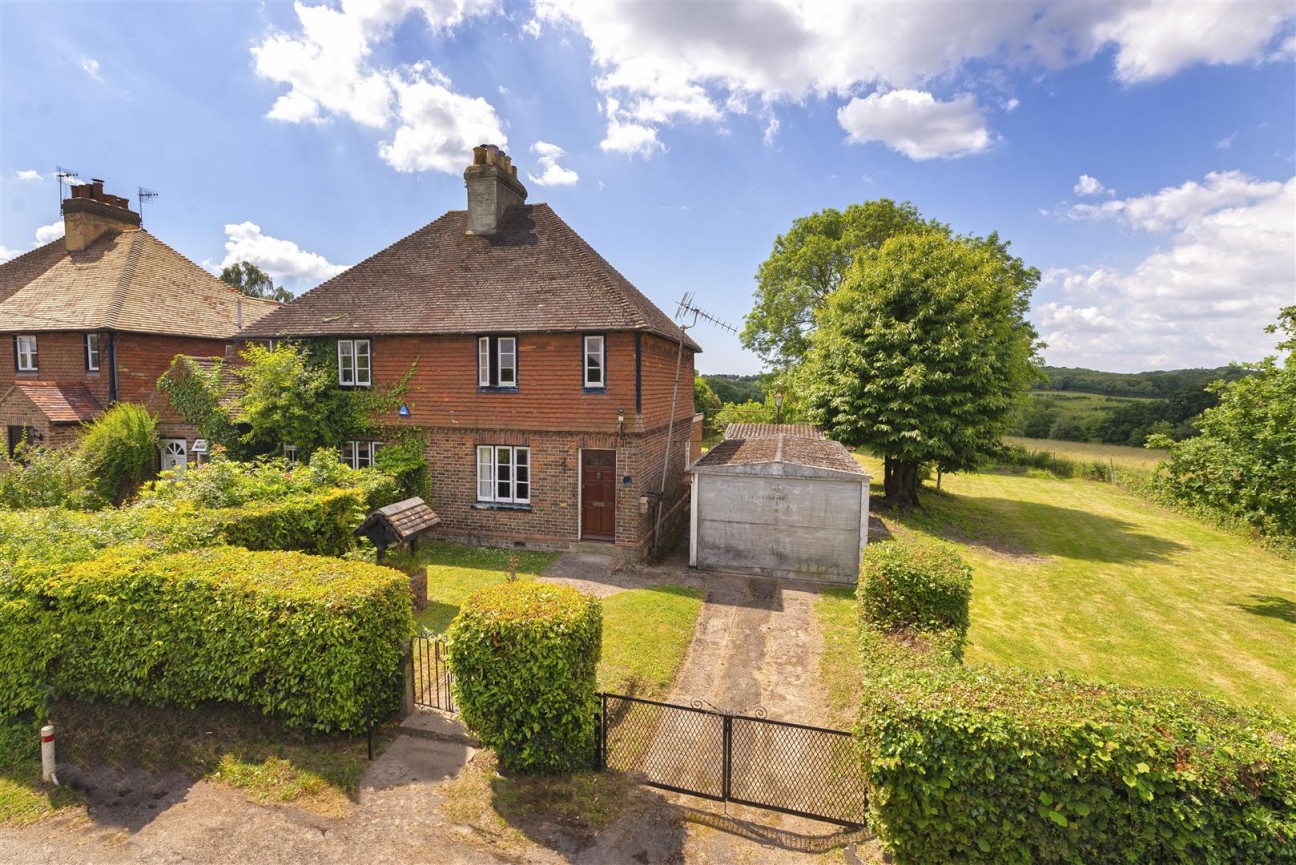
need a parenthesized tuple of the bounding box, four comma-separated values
(476, 445, 530, 504)
(15, 335, 37, 372)
(584, 335, 605, 388)
(85, 333, 100, 372)
(337, 339, 371, 387)
(341, 440, 381, 469)
(477, 335, 517, 388)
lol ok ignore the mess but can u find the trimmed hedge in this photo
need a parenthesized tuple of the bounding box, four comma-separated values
(448, 581, 601, 774)
(220, 487, 364, 556)
(859, 537, 971, 648)
(4, 546, 413, 732)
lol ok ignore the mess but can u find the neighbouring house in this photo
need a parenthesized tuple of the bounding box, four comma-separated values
(238, 145, 702, 557)
(0, 179, 279, 469)
(688, 423, 870, 582)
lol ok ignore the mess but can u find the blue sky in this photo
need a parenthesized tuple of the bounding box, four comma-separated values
(2, 1, 1293, 375)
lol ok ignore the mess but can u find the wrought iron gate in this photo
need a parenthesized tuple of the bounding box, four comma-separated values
(408, 631, 455, 713)
(597, 693, 868, 827)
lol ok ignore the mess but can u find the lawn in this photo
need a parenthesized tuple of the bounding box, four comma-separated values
(834, 453, 1295, 715)
(1004, 435, 1168, 472)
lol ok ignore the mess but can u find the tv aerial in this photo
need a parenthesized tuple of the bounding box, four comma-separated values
(675, 291, 737, 334)
(55, 166, 79, 213)
(137, 187, 159, 226)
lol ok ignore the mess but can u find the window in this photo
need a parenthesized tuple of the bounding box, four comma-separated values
(476, 445, 530, 504)
(85, 333, 100, 371)
(341, 440, 382, 469)
(7, 426, 39, 460)
(584, 335, 605, 389)
(337, 339, 371, 387)
(14, 335, 37, 372)
(477, 336, 517, 389)
(283, 444, 299, 466)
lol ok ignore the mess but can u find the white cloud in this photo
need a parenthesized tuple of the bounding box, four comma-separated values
(838, 91, 991, 160)
(534, 1, 1294, 154)
(1216, 131, 1237, 150)
(0, 245, 22, 263)
(527, 141, 579, 186)
(253, 1, 505, 173)
(79, 55, 102, 81)
(219, 222, 348, 286)
(1073, 174, 1112, 197)
(35, 220, 65, 245)
(15, 170, 42, 182)
(1038, 172, 1295, 369)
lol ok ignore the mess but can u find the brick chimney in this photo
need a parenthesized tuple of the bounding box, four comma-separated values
(62, 178, 141, 253)
(463, 144, 527, 236)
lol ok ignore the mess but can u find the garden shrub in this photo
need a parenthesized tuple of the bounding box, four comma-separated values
(0, 444, 103, 511)
(7, 546, 413, 732)
(858, 537, 971, 646)
(448, 581, 601, 774)
(78, 403, 158, 504)
(219, 487, 365, 556)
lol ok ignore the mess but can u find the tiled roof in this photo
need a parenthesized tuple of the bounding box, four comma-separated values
(238, 204, 701, 351)
(724, 423, 825, 440)
(14, 381, 102, 423)
(694, 434, 867, 476)
(356, 496, 442, 544)
(0, 231, 279, 338)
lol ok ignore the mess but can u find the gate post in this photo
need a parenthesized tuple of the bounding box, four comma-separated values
(721, 714, 733, 802)
(597, 693, 608, 771)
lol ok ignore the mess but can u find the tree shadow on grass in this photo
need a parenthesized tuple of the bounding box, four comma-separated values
(1231, 595, 1296, 625)
(907, 497, 1188, 564)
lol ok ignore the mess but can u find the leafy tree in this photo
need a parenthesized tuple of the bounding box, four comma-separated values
(804, 232, 1041, 506)
(1148, 307, 1295, 540)
(219, 261, 294, 303)
(702, 374, 765, 405)
(236, 343, 340, 454)
(693, 376, 721, 418)
(741, 200, 946, 368)
(713, 400, 775, 429)
(78, 403, 159, 504)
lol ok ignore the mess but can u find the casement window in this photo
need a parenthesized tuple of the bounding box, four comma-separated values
(584, 335, 605, 389)
(476, 445, 530, 504)
(85, 333, 100, 371)
(337, 339, 372, 387)
(14, 335, 37, 372)
(477, 336, 517, 389)
(341, 440, 382, 469)
(7, 425, 39, 460)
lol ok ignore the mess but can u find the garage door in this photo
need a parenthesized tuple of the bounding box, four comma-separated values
(695, 475, 862, 582)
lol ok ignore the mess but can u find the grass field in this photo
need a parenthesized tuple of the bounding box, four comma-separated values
(1004, 435, 1168, 472)
(839, 453, 1295, 715)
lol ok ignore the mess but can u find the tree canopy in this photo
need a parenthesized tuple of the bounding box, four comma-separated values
(1148, 307, 1296, 542)
(219, 261, 294, 303)
(802, 231, 1041, 505)
(740, 200, 946, 369)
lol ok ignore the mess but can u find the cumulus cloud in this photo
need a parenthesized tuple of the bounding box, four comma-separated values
(837, 90, 991, 160)
(1038, 172, 1295, 369)
(15, 170, 42, 182)
(0, 245, 22, 263)
(527, 141, 579, 186)
(253, 1, 505, 173)
(79, 55, 102, 81)
(219, 222, 348, 287)
(1073, 174, 1112, 197)
(533, 1, 1294, 156)
(35, 220, 65, 245)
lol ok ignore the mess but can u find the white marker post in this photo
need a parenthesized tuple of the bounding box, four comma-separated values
(40, 724, 58, 784)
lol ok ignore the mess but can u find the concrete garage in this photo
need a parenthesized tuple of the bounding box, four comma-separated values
(687, 426, 870, 583)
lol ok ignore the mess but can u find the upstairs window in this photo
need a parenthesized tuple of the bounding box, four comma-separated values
(477, 445, 529, 504)
(14, 335, 37, 372)
(477, 336, 517, 389)
(341, 440, 382, 469)
(85, 333, 100, 372)
(584, 335, 605, 389)
(337, 339, 371, 387)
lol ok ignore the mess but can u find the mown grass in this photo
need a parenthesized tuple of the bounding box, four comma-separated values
(815, 586, 862, 730)
(0, 726, 82, 824)
(1003, 435, 1168, 472)
(398, 541, 560, 634)
(838, 453, 1296, 714)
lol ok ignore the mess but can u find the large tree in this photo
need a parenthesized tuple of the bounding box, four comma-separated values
(219, 261, 294, 303)
(1148, 307, 1295, 540)
(741, 200, 946, 369)
(803, 232, 1042, 506)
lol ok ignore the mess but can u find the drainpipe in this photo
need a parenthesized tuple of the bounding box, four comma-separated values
(107, 332, 119, 403)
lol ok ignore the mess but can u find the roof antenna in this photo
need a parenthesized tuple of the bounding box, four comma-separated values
(55, 166, 79, 215)
(137, 187, 159, 227)
(675, 292, 737, 334)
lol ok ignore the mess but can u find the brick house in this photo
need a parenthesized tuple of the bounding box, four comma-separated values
(0, 180, 278, 468)
(239, 146, 703, 557)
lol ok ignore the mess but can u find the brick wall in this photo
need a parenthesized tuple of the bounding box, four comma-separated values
(118, 333, 227, 424)
(1, 332, 111, 406)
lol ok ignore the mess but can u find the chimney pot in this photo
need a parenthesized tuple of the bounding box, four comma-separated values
(61, 178, 140, 253)
(463, 144, 527, 237)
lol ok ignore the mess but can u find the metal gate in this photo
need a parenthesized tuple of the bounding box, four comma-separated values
(408, 631, 455, 713)
(597, 693, 868, 827)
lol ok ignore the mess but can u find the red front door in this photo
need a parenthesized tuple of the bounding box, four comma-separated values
(581, 449, 617, 542)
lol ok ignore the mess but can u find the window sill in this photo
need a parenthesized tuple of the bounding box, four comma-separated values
(582, 386, 608, 394)
(477, 386, 520, 394)
(473, 502, 532, 512)
(337, 383, 372, 390)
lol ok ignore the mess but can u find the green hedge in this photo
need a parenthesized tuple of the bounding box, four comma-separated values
(4, 546, 413, 732)
(448, 581, 601, 774)
(858, 537, 971, 647)
(219, 487, 364, 556)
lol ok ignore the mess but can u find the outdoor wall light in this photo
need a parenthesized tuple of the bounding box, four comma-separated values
(774, 392, 785, 425)
(617, 406, 625, 432)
